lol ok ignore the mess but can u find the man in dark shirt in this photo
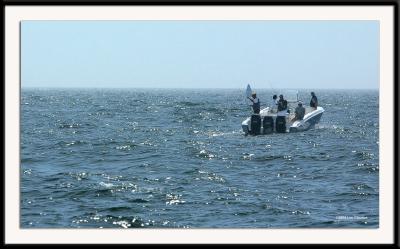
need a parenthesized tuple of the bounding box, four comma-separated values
(310, 92, 318, 109)
(277, 95, 288, 112)
(292, 101, 305, 122)
(248, 92, 260, 114)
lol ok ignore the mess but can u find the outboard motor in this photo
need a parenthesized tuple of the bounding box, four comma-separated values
(250, 114, 261, 135)
(275, 116, 286, 133)
(263, 116, 274, 134)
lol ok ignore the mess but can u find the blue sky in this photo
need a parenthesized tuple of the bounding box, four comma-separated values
(21, 21, 379, 89)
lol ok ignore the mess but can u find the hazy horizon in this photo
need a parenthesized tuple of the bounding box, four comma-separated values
(21, 86, 378, 91)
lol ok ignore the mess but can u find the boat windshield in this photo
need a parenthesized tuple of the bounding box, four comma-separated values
(283, 90, 299, 103)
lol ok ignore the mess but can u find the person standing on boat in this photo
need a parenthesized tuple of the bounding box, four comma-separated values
(310, 92, 318, 109)
(270, 94, 278, 113)
(248, 92, 260, 114)
(291, 101, 305, 122)
(277, 94, 288, 116)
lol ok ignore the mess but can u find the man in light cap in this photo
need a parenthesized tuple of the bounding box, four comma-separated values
(292, 101, 305, 122)
(247, 92, 260, 114)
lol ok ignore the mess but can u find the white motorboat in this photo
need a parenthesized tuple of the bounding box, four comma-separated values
(241, 106, 324, 135)
(242, 85, 324, 135)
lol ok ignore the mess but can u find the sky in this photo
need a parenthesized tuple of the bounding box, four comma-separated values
(21, 21, 379, 89)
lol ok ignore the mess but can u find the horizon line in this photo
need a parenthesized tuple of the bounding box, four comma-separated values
(21, 86, 379, 90)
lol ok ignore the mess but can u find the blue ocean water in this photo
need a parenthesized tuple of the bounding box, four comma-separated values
(21, 88, 379, 228)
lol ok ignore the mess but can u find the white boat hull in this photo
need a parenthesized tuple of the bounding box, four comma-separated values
(242, 106, 324, 135)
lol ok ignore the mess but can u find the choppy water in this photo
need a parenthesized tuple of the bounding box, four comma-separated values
(21, 88, 379, 228)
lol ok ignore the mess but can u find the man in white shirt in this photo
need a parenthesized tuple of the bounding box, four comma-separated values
(270, 94, 278, 113)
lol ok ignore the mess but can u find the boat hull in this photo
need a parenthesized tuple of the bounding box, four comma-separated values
(242, 107, 324, 135)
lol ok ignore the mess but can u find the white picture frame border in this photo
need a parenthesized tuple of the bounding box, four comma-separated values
(5, 5, 395, 244)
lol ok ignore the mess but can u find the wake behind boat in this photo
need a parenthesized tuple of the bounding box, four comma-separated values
(242, 85, 324, 135)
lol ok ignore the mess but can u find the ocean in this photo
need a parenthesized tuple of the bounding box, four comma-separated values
(20, 88, 379, 228)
